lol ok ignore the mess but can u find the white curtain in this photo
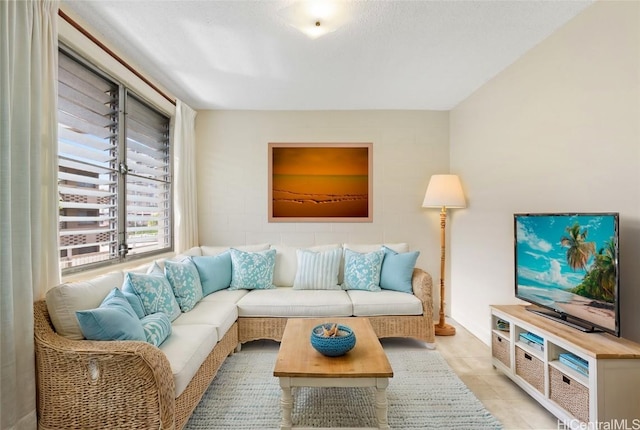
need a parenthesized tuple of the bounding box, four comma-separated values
(173, 100, 199, 252)
(0, 1, 61, 429)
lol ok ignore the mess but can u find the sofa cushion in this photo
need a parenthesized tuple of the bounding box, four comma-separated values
(200, 289, 249, 303)
(201, 243, 270, 256)
(347, 290, 423, 316)
(380, 246, 420, 294)
(229, 248, 276, 290)
(343, 243, 409, 253)
(46, 271, 124, 340)
(172, 301, 238, 340)
(271, 245, 298, 287)
(164, 259, 204, 312)
(75, 288, 146, 342)
(342, 249, 384, 292)
(159, 324, 218, 397)
(122, 272, 181, 321)
(237, 287, 352, 317)
(141, 312, 172, 347)
(292, 248, 342, 290)
(191, 252, 232, 295)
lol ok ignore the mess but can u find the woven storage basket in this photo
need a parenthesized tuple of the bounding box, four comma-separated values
(515, 346, 544, 393)
(492, 332, 510, 368)
(549, 365, 589, 423)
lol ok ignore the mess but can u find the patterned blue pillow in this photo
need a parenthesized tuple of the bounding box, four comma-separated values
(122, 272, 181, 321)
(191, 252, 232, 295)
(229, 248, 276, 290)
(380, 246, 420, 294)
(293, 248, 342, 290)
(140, 312, 172, 347)
(164, 259, 204, 312)
(342, 249, 384, 291)
(76, 288, 146, 341)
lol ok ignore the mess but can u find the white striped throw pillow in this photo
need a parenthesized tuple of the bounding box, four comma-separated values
(292, 248, 343, 290)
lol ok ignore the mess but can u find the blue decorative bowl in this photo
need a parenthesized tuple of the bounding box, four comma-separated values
(310, 323, 356, 357)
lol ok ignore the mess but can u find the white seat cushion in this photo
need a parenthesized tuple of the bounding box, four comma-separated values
(200, 288, 249, 303)
(172, 301, 238, 340)
(46, 271, 124, 340)
(347, 290, 423, 316)
(159, 324, 218, 397)
(236, 287, 352, 317)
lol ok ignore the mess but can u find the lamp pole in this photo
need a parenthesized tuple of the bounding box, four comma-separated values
(435, 206, 456, 336)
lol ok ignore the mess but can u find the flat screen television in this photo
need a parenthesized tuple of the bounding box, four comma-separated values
(514, 213, 620, 336)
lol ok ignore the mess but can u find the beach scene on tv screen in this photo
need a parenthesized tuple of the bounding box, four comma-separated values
(516, 214, 617, 332)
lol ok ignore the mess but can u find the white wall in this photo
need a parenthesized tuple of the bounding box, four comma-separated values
(450, 0, 640, 344)
(195, 110, 450, 298)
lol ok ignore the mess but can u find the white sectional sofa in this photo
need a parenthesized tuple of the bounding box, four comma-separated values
(34, 243, 434, 430)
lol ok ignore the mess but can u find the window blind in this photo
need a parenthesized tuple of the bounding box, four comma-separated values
(58, 49, 172, 272)
(58, 51, 118, 269)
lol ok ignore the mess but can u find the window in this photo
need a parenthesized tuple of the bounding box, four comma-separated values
(58, 49, 172, 272)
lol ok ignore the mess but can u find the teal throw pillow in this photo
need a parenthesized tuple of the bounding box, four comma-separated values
(121, 288, 146, 319)
(141, 312, 172, 347)
(164, 259, 204, 312)
(342, 249, 384, 291)
(122, 272, 181, 321)
(292, 248, 342, 290)
(191, 252, 232, 295)
(380, 246, 420, 294)
(229, 248, 276, 290)
(76, 288, 146, 341)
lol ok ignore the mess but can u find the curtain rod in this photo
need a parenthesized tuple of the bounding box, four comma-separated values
(58, 9, 177, 106)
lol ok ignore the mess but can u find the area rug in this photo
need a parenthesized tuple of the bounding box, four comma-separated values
(185, 349, 503, 429)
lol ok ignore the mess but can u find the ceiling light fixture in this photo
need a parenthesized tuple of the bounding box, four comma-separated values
(279, 0, 349, 39)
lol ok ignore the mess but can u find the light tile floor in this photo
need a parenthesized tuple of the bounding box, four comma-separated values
(243, 318, 560, 430)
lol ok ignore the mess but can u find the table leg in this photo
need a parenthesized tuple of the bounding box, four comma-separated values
(279, 377, 293, 430)
(375, 378, 390, 430)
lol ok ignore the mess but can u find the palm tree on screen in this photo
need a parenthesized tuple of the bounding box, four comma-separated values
(560, 222, 596, 271)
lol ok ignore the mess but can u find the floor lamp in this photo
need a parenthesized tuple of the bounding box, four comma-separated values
(422, 174, 466, 336)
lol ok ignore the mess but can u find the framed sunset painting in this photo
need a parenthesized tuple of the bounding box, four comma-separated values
(268, 143, 373, 222)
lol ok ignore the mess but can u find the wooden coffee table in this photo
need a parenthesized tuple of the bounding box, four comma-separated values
(273, 317, 393, 430)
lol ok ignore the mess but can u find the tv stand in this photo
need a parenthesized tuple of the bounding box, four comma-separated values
(490, 305, 640, 426)
(525, 307, 601, 333)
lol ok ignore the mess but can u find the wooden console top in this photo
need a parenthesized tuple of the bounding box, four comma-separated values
(492, 305, 640, 359)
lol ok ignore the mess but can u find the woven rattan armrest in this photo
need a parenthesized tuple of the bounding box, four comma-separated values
(34, 300, 175, 430)
(411, 268, 433, 317)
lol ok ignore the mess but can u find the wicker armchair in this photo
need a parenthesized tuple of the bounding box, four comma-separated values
(34, 301, 238, 430)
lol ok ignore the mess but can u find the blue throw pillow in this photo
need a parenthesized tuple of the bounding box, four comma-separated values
(380, 246, 420, 294)
(342, 249, 384, 291)
(229, 248, 276, 290)
(141, 312, 172, 347)
(121, 288, 146, 319)
(122, 272, 181, 321)
(76, 288, 146, 341)
(164, 259, 204, 312)
(191, 252, 232, 295)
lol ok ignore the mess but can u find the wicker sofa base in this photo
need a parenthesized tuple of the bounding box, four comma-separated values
(238, 314, 434, 345)
(34, 300, 238, 430)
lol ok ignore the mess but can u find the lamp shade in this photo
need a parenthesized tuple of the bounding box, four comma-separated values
(422, 174, 466, 209)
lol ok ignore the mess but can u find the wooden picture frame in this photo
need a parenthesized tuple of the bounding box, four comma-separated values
(268, 142, 373, 222)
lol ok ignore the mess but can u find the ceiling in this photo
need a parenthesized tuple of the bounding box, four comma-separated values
(61, 0, 594, 111)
